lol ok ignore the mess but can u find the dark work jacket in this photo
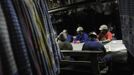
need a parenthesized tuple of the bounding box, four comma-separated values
(81, 39, 106, 61)
(75, 32, 89, 43)
(66, 35, 73, 42)
(82, 39, 106, 53)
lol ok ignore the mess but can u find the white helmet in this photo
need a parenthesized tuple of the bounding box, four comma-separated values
(99, 24, 108, 30)
(89, 32, 97, 36)
(62, 29, 67, 33)
(76, 27, 84, 32)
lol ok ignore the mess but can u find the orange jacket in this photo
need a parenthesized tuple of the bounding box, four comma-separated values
(98, 32, 112, 41)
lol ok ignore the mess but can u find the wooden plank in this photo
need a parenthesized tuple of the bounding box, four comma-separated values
(48, 0, 93, 13)
(61, 50, 103, 54)
(61, 50, 103, 56)
(61, 60, 91, 65)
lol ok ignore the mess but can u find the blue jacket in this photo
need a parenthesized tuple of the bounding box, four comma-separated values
(75, 32, 89, 43)
(66, 35, 73, 42)
(82, 39, 106, 53)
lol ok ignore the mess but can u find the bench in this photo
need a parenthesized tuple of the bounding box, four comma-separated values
(60, 50, 104, 75)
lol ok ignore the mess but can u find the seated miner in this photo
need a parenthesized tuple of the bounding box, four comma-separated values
(98, 24, 112, 43)
(57, 32, 73, 50)
(62, 29, 73, 42)
(74, 26, 89, 43)
(82, 32, 106, 53)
